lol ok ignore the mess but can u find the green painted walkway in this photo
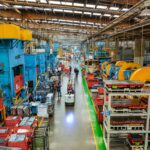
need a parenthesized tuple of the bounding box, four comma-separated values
(82, 77, 106, 150)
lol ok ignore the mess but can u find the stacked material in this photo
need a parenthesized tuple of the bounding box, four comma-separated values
(8, 134, 28, 150)
(5, 116, 22, 128)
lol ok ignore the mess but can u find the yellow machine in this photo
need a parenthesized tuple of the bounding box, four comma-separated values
(130, 67, 150, 83)
(118, 62, 141, 80)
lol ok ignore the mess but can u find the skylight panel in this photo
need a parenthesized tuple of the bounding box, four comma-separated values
(97, 5, 107, 9)
(74, 3, 84, 7)
(86, 4, 95, 8)
(49, 1, 61, 4)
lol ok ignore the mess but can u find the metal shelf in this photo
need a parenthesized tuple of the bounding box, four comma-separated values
(103, 80, 150, 150)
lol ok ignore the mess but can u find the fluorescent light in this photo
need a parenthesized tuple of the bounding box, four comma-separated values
(53, 9, 63, 12)
(74, 20, 80, 23)
(86, 25, 92, 27)
(97, 5, 107, 9)
(109, 7, 119, 11)
(80, 24, 86, 26)
(81, 21, 86, 24)
(104, 14, 111, 17)
(36, 7, 44, 10)
(62, 2, 72, 6)
(48, 21, 53, 23)
(52, 19, 58, 21)
(93, 13, 101, 16)
(113, 15, 119, 18)
(74, 11, 82, 14)
(84, 12, 91, 15)
(4, 18, 8, 20)
(64, 10, 73, 13)
(95, 23, 101, 25)
(42, 20, 47, 23)
(10, 18, 15, 20)
(122, 8, 129, 12)
(40, 0, 47, 3)
(74, 3, 84, 7)
(49, 1, 61, 4)
(16, 18, 21, 21)
(88, 22, 94, 25)
(13, 5, 22, 8)
(26, 0, 36, 2)
(86, 4, 95, 8)
(44, 8, 51, 11)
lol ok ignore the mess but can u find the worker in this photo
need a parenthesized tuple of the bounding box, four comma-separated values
(74, 67, 79, 79)
(69, 65, 72, 75)
(28, 93, 34, 102)
(57, 81, 62, 99)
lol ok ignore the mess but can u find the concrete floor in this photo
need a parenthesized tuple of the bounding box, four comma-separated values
(49, 68, 96, 150)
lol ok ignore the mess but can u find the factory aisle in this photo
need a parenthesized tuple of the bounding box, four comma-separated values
(49, 67, 96, 150)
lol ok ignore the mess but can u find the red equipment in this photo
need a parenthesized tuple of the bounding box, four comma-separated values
(5, 116, 22, 127)
(14, 75, 24, 93)
(8, 134, 28, 150)
(87, 79, 99, 89)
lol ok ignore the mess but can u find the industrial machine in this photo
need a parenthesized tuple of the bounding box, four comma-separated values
(24, 54, 37, 93)
(0, 24, 32, 108)
(36, 52, 46, 75)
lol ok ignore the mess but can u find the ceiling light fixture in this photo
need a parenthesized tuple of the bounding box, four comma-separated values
(74, 3, 84, 7)
(109, 7, 119, 11)
(84, 12, 91, 15)
(62, 2, 72, 6)
(40, 0, 47, 3)
(113, 15, 119, 18)
(86, 4, 95, 8)
(74, 11, 82, 14)
(53, 9, 63, 12)
(104, 14, 111, 17)
(122, 8, 129, 12)
(64, 10, 73, 13)
(93, 13, 101, 16)
(97, 5, 107, 9)
(49, 1, 61, 4)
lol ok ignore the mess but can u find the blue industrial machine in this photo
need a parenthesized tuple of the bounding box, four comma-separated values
(0, 24, 32, 108)
(25, 54, 37, 93)
(36, 53, 46, 75)
(40, 41, 50, 71)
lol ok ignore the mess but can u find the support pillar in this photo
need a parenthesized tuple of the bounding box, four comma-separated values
(134, 38, 145, 66)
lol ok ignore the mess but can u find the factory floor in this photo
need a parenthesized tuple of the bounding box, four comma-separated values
(49, 66, 96, 150)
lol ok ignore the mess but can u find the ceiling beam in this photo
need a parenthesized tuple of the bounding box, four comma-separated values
(0, 0, 124, 15)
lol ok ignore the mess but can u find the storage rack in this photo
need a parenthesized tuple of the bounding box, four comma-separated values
(103, 80, 150, 150)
